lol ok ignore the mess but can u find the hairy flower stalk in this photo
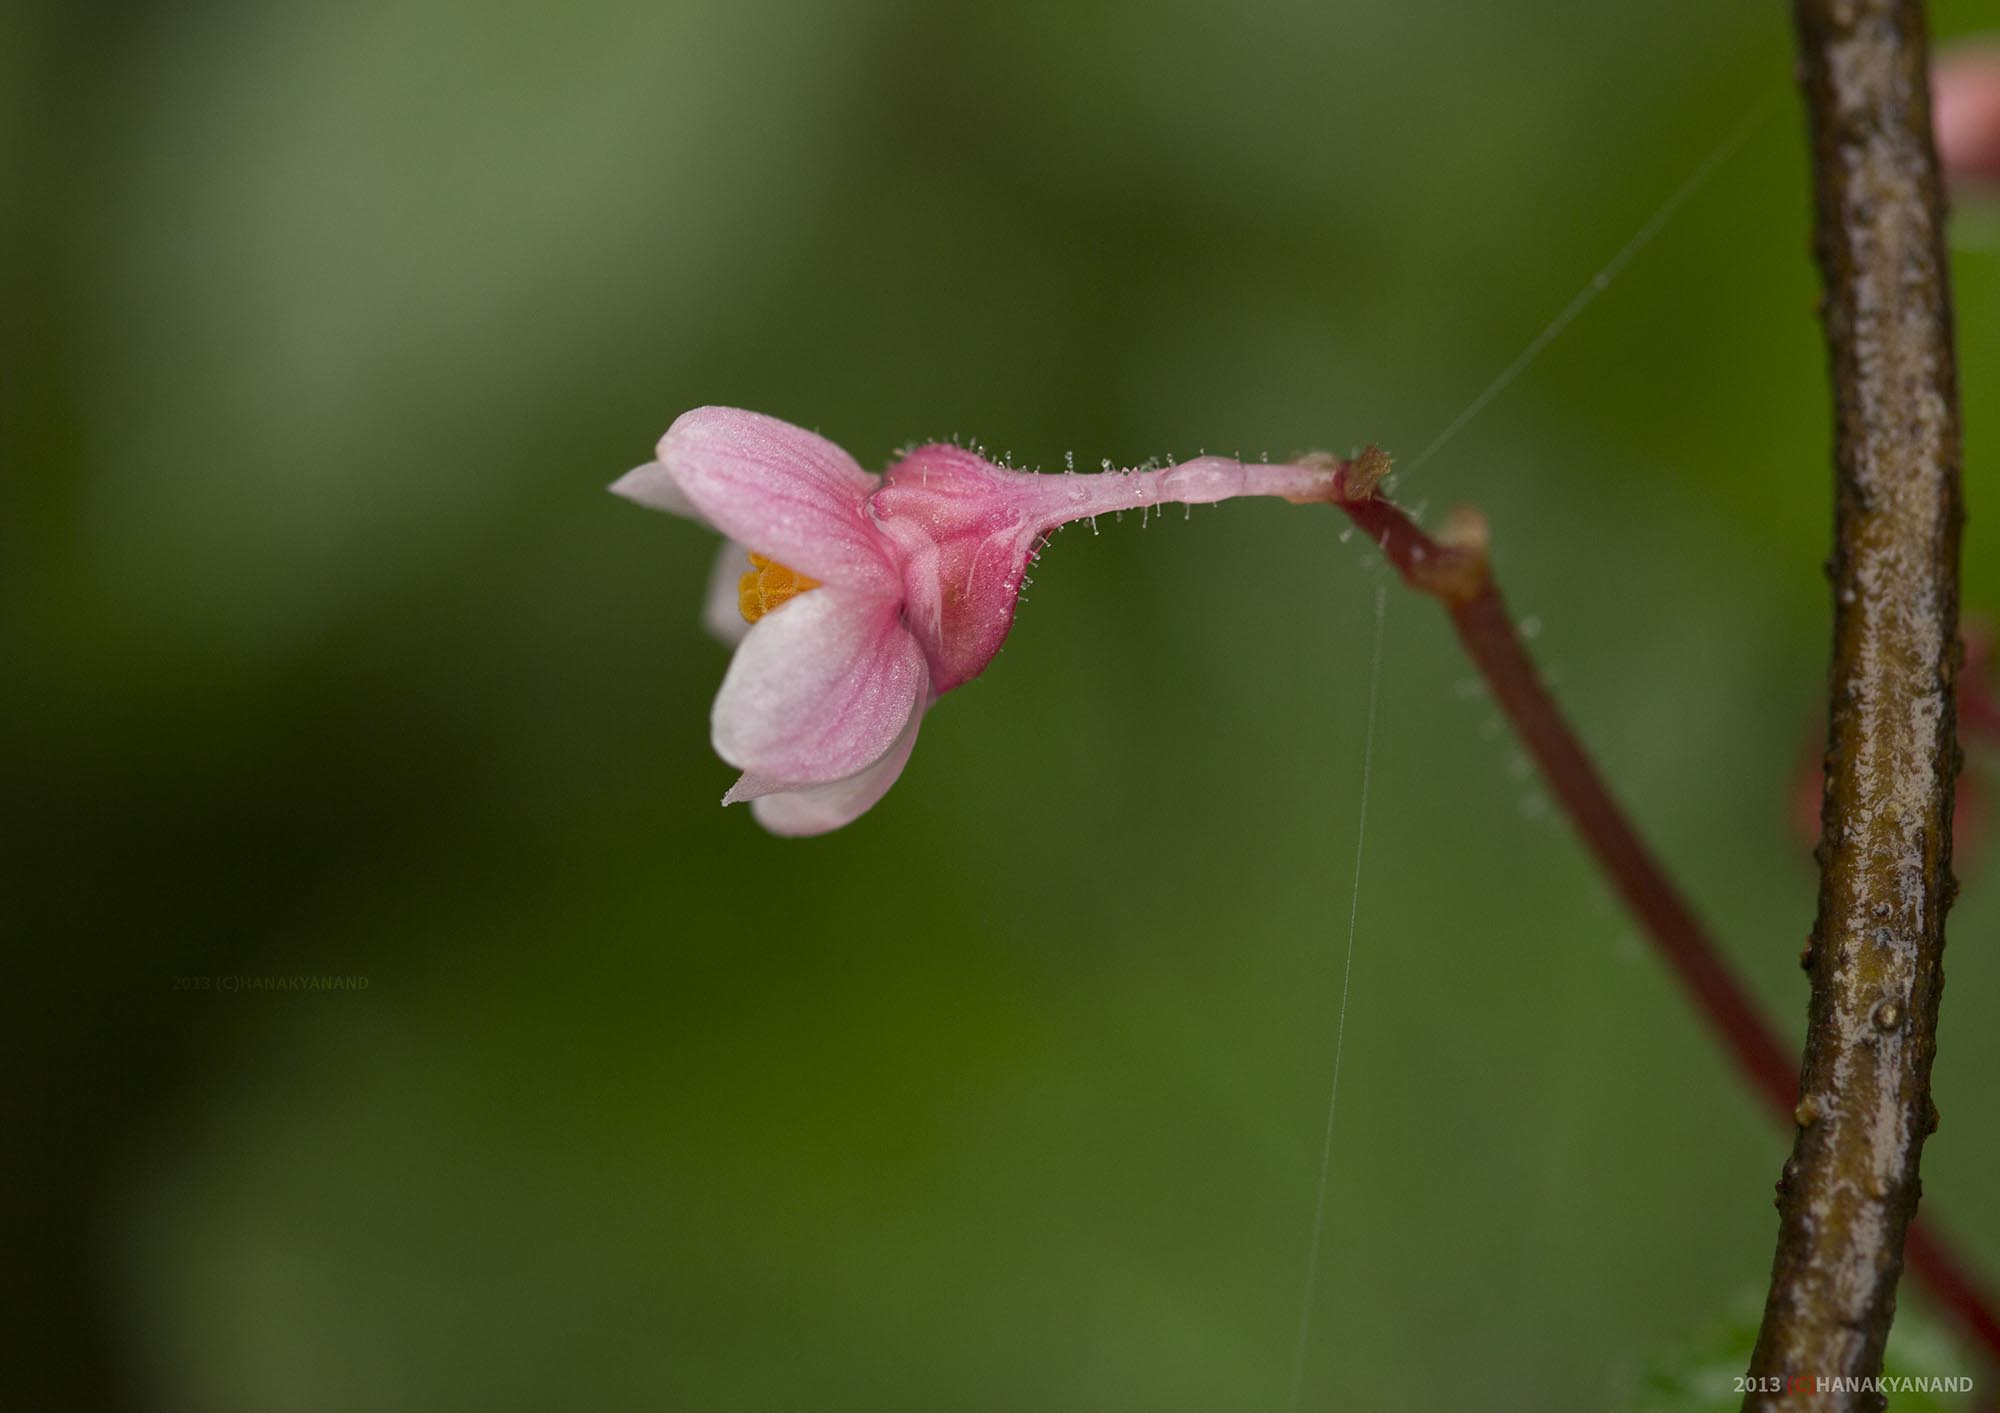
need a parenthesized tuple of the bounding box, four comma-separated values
(613, 407, 1339, 834)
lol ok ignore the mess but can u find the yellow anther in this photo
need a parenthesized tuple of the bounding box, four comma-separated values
(738, 552, 821, 624)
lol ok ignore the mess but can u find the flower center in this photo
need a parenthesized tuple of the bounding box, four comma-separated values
(738, 552, 821, 624)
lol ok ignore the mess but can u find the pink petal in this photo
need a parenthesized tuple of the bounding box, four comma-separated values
(608, 460, 710, 525)
(660, 407, 897, 595)
(702, 541, 752, 647)
(722, 694, 928, 836)
(711, 587, 928, 786)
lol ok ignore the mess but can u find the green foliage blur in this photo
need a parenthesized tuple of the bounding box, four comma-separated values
(8, 1, 1999, 1408)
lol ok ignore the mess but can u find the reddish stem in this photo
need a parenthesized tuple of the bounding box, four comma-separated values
(1328, 461, 2000, 1367)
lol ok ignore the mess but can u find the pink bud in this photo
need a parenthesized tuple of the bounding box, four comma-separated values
(1934, 42, 2000, 189)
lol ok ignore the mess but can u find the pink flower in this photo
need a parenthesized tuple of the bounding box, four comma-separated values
(612, 407, 1339, 835)
(1934, 42, 2000, 189)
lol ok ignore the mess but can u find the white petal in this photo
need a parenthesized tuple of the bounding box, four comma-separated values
(609, 460, 709, 525)
(711, 587, 926, 786)
(702, 541, 751, 647)
(725, 695, 928, 836)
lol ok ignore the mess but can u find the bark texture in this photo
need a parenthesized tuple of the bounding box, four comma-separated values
(1746, 2, 1965, 1407)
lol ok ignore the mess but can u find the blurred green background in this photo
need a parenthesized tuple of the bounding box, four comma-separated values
(8, 1, 1999, 1408)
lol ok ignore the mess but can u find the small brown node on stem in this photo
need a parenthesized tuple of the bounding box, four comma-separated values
(1404, 504, 1493, 605)
(1342, 444, 1393, 501)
